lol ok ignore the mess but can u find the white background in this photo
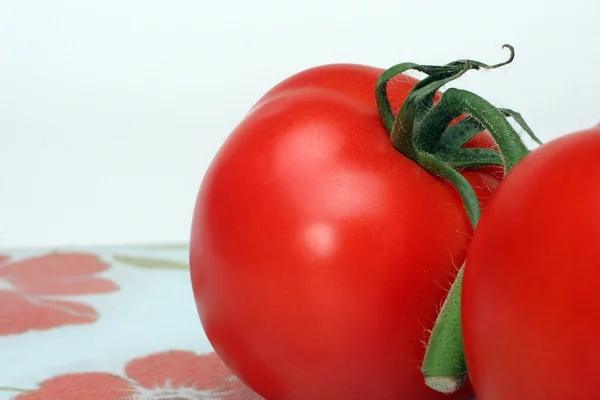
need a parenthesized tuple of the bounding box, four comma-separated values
(1, 0, 598, 248)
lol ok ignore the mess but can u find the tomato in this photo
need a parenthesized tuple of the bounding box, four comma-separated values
(190, 63, 498, 400)
(462, 127, 600, 400)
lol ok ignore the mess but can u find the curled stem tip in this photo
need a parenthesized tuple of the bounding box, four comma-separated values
(492, 44, 515, 68)
(476, 44, 515, 70)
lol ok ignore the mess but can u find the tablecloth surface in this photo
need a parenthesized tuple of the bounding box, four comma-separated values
(0, 244, 264, 399)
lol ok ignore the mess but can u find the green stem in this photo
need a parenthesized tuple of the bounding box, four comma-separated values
(375, 62, 419, 133)
(414, 152, 481, 226)
(389, 64, 472, 158)
(376, 44, 515, 141)
(416, 88, 529, 174)
(439, 117, 485, 149)
(420, 90, 533, 393)
(375, 63, 467, 134)
(434, 146, 504, 170)
(373, 45, 535, 394)
(499, 108, 544, 145)
(421, 266, 466, 394)
(437, 109, 542, 151)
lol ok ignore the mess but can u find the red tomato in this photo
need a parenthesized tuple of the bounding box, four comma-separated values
(190, 63, 497, 400)
(462, 127, 600, 400)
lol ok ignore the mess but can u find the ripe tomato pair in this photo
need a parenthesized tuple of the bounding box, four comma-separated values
(191, 55, 597, 400)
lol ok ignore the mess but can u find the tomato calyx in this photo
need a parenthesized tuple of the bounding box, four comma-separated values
(375, 45, 539, 227)
(374, 45, 541, 394)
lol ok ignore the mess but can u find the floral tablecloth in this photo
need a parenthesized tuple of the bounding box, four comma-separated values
(0, 245, 263, 400)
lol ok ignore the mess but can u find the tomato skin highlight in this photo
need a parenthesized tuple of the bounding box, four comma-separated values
(462, 128, 600, 400)
(191, 64, 495, 400)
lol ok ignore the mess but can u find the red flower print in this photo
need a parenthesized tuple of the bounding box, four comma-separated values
(0, 252, 119, 336)
(15, 350, 264, 400)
